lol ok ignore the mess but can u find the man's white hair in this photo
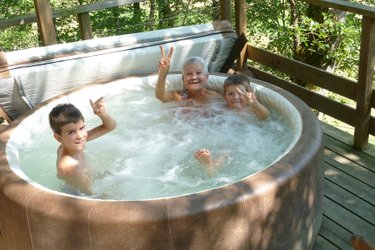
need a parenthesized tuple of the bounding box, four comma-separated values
(182, 56, 208, 74)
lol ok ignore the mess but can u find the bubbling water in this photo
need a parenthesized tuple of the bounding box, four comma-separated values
(19, 87, 294, 200)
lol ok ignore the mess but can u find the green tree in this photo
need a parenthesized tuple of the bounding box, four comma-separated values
(0, 0, 38, 51)
(247, 0, 361, 82)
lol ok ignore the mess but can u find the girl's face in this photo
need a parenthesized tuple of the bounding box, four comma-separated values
(54, 119, 88, 153)
(182, 62, 208, 92)
(225, 84, 250, 110)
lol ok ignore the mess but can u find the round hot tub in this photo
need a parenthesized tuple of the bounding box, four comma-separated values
(0, 74, 323, 250)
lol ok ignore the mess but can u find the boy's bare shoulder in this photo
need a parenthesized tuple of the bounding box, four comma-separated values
(57, 153, 80, 178)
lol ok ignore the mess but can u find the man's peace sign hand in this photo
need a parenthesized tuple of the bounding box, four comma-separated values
(158, 45, 174, 72)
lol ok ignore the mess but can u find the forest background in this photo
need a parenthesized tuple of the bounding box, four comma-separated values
(1, 0, 375, 135)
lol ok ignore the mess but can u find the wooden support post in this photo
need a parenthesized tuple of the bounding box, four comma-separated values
(0, 50, 7, 67)
(234, 0, 247, 71)
(354, 16, 375, 150)
(78, 12, 93, 40)
(219, 0, 232, 22)
(34, 0, 57, 45)
(0, 50, 10, 78)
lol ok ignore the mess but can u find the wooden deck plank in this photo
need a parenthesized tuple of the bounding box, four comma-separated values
(315, 216, 353, 249)
(322, 122, 375, 160)
(324, 178, 375, 225)
(324, 135, 375, 172)
(322, 196, 375, 245)
(318, 123, 375, 248)
(313, 234, 341, 250)
(324, 162, 375, 205)
(325, 148, 375, 188)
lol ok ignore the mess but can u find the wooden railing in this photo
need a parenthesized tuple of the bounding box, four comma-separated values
(0, 0, 374, 151)
(0, 0, 143, 45)
(230, 0, 375, 151)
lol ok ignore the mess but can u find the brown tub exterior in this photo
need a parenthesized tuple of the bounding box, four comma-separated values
(0, 78, 323, 250)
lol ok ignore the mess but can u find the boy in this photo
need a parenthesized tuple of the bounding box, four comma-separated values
(155, 45, 220, 104)
(195, 74, 269, 176)
(223, 74, 269, 120)
(49, 97, 116, 194)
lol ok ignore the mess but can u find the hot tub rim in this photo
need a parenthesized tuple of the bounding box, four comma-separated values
(0, 74, 323, 211)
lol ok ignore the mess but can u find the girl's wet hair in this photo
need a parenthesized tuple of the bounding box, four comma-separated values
(224, 74, 252, 95)
(49, 103, 84, 135)
(182, 56, 208, 75)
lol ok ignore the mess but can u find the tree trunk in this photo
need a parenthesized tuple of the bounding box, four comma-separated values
(158, 0, 174, 29)
(212, 0, 220, 21)
(288, 0, 299, 60)
(132, 2, 141, 26)
(149, 0, 156, 31)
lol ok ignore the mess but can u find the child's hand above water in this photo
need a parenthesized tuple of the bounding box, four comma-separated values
(90, 97, 106, 115)
(236, 87, 257, 107)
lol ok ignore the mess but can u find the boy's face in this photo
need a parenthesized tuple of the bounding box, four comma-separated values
(53, 119, 88, 152)
(225, 84, 252, 110)
(182, 62, 208, 92)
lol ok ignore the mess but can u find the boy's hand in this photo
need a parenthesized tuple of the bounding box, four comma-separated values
(158, 45, 174, 72)
(90, 97, 105, 115)
(236, 87, 257, 107)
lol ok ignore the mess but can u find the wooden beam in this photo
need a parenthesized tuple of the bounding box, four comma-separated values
(53, 0, 144, 18)
(302, 0, 375, 19)
(78, 13, 93, 40)
(246, 45, 358, 101)
(234, 0, 246, 36)
(34, 0, 57, 45)
(0, 50, 7, 67)
(370, 116, 375, 136)
(0, 14, 36, 29)
(1, 0, 144, 29)
(234, 0, 247, 71)
(0, 50, 10, 78)
(0, 105, 11, 124)
(249, 66, 357, 127)
(354, 16, 375, 150)
(219, 0, 231, 22)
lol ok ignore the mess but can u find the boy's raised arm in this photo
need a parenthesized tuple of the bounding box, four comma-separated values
(238, 87, 269, 120)
(249, 98, 269, 120)
(87, 97, 117, 141)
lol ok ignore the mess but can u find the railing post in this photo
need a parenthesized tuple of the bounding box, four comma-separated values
(219, 0, 232, 22)
(0, 50, 7, 67)
(34, 0, 57, 45)
(354, 16, 375, 150)
(234, 0, 247, 71)
(78, 13, 93, 40)
(0, 50, 10, 78)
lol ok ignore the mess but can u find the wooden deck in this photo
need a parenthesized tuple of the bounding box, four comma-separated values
(313, 123, 375, 250)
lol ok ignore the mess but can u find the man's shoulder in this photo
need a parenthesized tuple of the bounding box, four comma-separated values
(207, 89, 221, 96)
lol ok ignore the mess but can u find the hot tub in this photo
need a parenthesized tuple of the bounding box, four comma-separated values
(0, 74, 323, 250)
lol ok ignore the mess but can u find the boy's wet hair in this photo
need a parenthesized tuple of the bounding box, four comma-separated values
(49, 103, 84, 135)
(182, 56, 208, 75)
(224, 74, 252, 95)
